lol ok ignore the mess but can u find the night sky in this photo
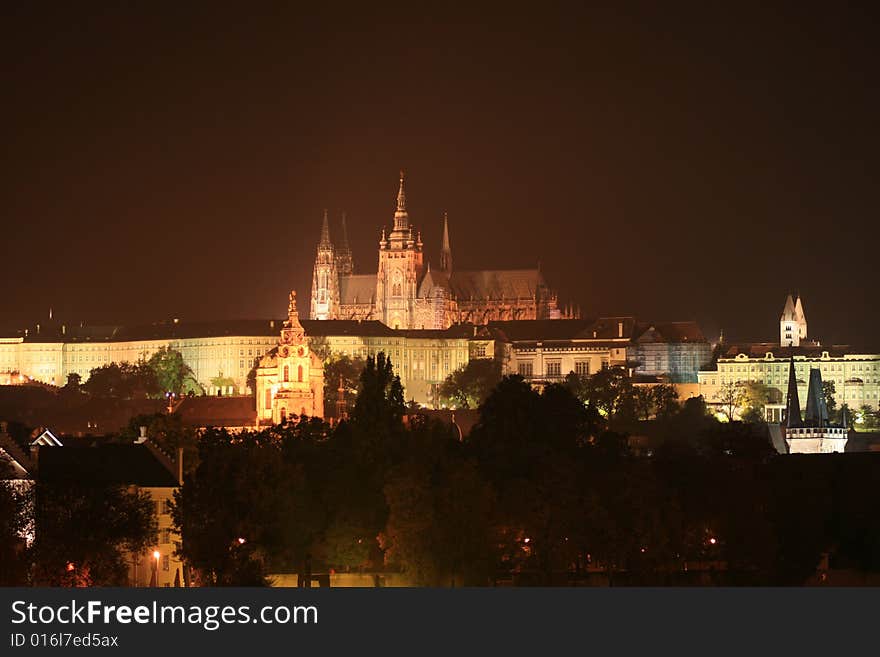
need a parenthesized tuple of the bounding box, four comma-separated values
(2, 4, 878, 346)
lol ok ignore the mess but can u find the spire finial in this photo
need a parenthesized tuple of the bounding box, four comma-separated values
(392, 170, 410, 231)
(397, 169, 406, 212)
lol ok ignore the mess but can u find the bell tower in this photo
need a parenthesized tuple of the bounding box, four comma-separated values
(780, 293, 808, 347)
(376, 170, 424, 329)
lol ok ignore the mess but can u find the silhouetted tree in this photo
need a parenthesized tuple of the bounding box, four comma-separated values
(323, 354, 366, 418)
(438, 358, 502, 409)
(30, 481, 156, 586)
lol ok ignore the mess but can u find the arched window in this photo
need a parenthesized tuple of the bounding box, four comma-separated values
(283, 365, 289, 382)
(297, 365, 303, 382)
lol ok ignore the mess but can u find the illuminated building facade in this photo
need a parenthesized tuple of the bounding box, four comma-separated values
(0, 322, 279, 395)
(0, 315, 470, 408)
(310, 171, 562, 329)
(699, 295, 880, 415)
(491, 318, 710, 386)
(255, 292, 324, 423)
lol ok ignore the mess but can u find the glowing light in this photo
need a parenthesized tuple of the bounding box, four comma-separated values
(153, 550, 161, 560)
(66, 562, 75, 572)
(708, 537, 717, 545)
(237, 537, 246, 545)
(523, 537, 531, 544)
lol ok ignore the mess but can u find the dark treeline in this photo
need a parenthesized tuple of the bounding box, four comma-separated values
(170, 355, 880, 586)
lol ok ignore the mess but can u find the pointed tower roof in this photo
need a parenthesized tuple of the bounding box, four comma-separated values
(397, 170, 406, 211)
(804, 368, 829, 426)
(393, 170, 409, 231)
(783, 357, 802, 428)
(794, 295, 806, 322)
(780, 293, 797, 321)
(319, 209, 332, 247)
(440, 212, 452, 272)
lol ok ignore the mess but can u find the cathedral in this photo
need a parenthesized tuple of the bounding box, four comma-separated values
(310, 171, 562, 330)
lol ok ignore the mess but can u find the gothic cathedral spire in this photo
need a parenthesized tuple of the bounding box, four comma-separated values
(336, 211, 354, 276)
(377, 170, 424, 329)
(440, 211, 452, 272)
(394, 169, 409, 231)
(310, 210, 339, 320)
(319, 208, 331, 246)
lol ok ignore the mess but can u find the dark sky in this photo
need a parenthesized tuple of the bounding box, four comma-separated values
(2, 4, 878, 346)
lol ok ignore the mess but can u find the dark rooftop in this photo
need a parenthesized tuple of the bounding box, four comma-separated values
(174, 396, 256, 429)
(37, 443, 178, 487)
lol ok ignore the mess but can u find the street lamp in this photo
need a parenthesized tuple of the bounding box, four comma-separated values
(153, 550, 161, 587)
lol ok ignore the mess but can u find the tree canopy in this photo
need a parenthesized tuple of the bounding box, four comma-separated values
(438, 358, 502, 409)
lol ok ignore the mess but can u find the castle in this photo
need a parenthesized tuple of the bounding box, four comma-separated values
(309, 171, 563, 330)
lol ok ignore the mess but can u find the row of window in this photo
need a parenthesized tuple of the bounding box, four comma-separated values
(516, 361, 593, 378)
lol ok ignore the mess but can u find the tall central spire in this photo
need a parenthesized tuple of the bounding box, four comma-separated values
(393, 169, 409, 231)
(440, 211, 452, 272)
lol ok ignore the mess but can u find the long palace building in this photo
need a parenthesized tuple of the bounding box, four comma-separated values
(1, 306, 713, 406)
(310, 171, 564, 329)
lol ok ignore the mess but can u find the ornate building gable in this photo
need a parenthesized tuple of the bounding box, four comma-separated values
(257, 291, 324, 424)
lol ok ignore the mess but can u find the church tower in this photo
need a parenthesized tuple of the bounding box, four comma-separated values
(440, 212, 452, 272)
(256, 290, 324, 423)
(310, 210, 340, 320)
(376, 171, 424, 329)
(336, 211, 354, 276)
(780, 293, 808, 347)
